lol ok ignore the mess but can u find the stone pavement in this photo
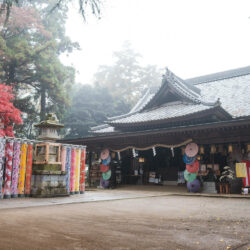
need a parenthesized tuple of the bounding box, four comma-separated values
(0, 185, 249, 210)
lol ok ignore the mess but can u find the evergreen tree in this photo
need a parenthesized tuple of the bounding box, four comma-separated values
(94, 41, 162, 106)
(63, 83, 130, 138)
(0, 1, 77, 137)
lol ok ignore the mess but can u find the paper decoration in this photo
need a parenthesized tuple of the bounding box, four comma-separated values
(100, 148, 109, 160)
(183, 154, 196, 164)
(102, 170, 111, 180)
(184, 170, 197, 182)
(186, 160, 199, 173)
(235, 163, 247, 177)
(185, 143, 198, 157)
(152, 147, 156, 157)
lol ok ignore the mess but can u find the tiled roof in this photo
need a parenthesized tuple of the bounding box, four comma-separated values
(108, 102, 220, 125)
(186, 65, 250, 85)
(91, 65, 250, 133)
(197, 74, 250, 118)
(92, 125, 115, 133)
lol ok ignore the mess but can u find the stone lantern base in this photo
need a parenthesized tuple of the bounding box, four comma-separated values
(31, 164, 69, 198)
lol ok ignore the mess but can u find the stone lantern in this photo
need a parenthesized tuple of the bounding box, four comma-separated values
(35, 113, 64, 141)
(31, 113, 68, 197)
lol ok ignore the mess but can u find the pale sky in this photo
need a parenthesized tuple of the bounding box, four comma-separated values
(61, 0, 250, 84)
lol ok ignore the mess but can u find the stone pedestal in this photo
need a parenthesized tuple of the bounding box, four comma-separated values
(31, 164, 68, 197)
(31, 172, 68, 197)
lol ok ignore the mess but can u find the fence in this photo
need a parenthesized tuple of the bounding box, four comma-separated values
(0, 137, 86, 199)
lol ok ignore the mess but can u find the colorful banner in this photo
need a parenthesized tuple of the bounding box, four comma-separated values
(18, 143, 27, 197)
(11, 141, 21, 198)
(74, 148, 81, 194)
(70, 148, 76, 194)
(61, 146, 66, 172)
(65, 147, 71, 193)
(80, 149, 86, 194)
(24, 143, 33, 196)
(3, 140, 14, 198)
(0, 138, 6, 198)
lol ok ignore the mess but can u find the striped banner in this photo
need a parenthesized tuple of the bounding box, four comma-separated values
(74, 148, 81, 194)
(0, 138, 6, 198)
(11, 141, 21, 198)
(18, 143, 27, 197)
(24, 143, 33, 196)
(65, 147, 71, 193)
(61, 146, 66, 172)
(80, 149, 86, 194)
(3, 140, 14, 198)
(70, 148, 76, 194)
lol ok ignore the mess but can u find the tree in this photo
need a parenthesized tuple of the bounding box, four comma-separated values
(94, 41, 162, 106)
(0, 0, 101, 21)
(0, 1, 77, 137)
(0, 83, 22, 137)
(63, 83, 130, 138)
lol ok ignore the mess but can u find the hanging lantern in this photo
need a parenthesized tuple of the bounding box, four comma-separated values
(199, 145, 204, 155)
(94, 153, 98, 160)
(210, 144, 216, 154)
(228, 144, 233, 153)
(218, 144, 224, 153)
(181, 147, 185, 155)
(138, 157, 145, 163)
(111, 152, 116, 159)
(242, 146, 245, 154)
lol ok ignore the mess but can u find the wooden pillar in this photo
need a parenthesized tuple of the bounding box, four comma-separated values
(88, 152, 92, 187)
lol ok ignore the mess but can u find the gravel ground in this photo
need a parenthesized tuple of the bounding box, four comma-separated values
(0, 195, 249, 250)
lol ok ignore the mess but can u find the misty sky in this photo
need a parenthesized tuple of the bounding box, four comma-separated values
(61, 0, 250, 84)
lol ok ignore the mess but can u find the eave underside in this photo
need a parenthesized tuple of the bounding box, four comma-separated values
(61, 118, 250, 151)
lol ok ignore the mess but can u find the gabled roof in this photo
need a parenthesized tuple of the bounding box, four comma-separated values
(186, 65, 250, 85)
(92, 65, 250, 134)
(108, 102, 229, 128)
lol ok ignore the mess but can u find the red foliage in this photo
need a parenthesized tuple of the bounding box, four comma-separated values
(0, 83, 22, 137)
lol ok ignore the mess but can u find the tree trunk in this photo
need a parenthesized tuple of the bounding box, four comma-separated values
(6, 61, 16, 85)
(40, 87, 46, 121)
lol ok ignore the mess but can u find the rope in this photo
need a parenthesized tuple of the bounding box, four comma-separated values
(110, 139, 192, 152)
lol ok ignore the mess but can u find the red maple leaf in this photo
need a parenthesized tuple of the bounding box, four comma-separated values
(0, 83, 22, 137)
